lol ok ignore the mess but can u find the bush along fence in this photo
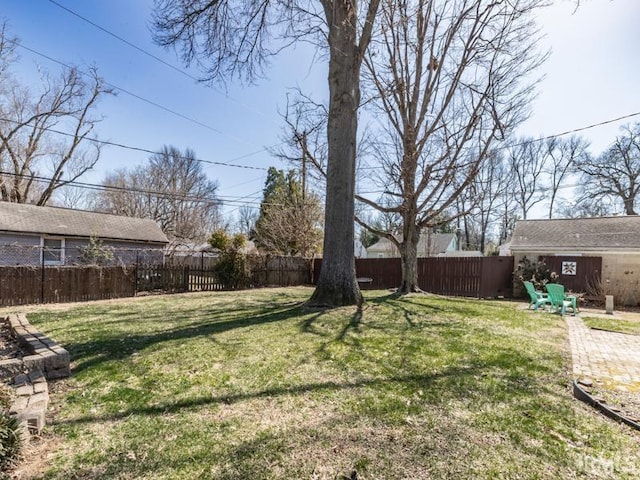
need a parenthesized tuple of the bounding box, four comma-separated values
(0, 252, 312, 307)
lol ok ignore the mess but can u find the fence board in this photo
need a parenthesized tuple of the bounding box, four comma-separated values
(539, 256, 602, 294)
(249, 256, 311, 287)
(1, 255, 513, 307)
(0, 266, 136, 306)
(0, 255, 314, 306)
(314, 256, 514, 298)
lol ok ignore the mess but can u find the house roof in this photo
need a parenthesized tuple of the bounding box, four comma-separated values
(367, 232, 456, 255)
(510, 216, 640, 250)
(0, 202, 169, 244)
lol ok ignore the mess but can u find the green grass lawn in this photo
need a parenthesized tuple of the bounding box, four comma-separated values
(582, 316, 640, 336)
(11, 288, 640, 479)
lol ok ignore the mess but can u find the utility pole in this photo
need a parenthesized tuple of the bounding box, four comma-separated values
(300, 131, 307, 202)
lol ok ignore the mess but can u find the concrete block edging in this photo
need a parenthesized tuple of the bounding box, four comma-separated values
(1, 313, 71, 435)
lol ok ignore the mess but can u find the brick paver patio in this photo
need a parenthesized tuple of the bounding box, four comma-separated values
(566, 315, 640, 391)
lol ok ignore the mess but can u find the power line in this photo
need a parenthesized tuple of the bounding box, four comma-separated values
(0, 169, 268, 207)
(12, 39, 289, 169)
(45, 0, 278, 126)
(218, 175, 267, 193)
(222, 190, 267, 217)
(0, 116, 268, 171)
(14, 41, 226, 136)
(530, 112, 640, 144)
(355, 110, 640, 172)
(47, 0, 202, 83)
(22, 3, 640, 182)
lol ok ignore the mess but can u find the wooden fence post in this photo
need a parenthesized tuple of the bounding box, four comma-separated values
(183, 266, 190, 292)
(40, 247, 45, 304)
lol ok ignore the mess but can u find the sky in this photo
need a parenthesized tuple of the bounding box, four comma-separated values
(2, 0, 640, 223)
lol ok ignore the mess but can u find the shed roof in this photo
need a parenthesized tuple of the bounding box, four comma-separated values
(510, 216, 640, 250)
(0, 202, 168, 244)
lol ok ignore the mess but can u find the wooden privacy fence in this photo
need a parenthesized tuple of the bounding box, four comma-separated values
(0, 266, 136, 306)
(1, 256, 515, 306)
(247, 256, 311, 286)
(417, 256, 514, 298)
(313, 256, 515, 298)
(0, 256, 313, 307)
(539, 256, 602, 294)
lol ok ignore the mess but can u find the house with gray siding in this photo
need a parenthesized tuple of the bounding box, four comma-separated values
(0, 202, 168, 266)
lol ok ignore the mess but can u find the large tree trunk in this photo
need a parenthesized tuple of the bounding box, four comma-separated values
(624, 197, 637, 216)
(398, 223, 420, 294)
(307, 1, 362, 307)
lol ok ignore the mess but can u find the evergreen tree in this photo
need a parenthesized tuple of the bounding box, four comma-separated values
(253, 168, 323, 257)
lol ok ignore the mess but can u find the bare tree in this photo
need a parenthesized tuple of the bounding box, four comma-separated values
(508, 135, 589, 220)
(456, 151, 514, 253)
(152, 0, 380, 307)
(356, 0, 546, 293)
(271, 92, 328, 194)
(92, 168, 148, 218)
(507, 137, 548, 220)
(575, 123, 640, 215)
(93, 146, 221, 247)
(237, 205, 258, 237)
(543, 135, 589, 218)
(0, 26, 113, 205)
(58, 185, 90, 209)
(558, 198, 615, 219)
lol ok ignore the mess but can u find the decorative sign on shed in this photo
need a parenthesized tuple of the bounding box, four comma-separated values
(561, 261, 577, 276)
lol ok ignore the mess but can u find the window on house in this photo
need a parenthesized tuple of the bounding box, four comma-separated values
(43, 238, 64, 265)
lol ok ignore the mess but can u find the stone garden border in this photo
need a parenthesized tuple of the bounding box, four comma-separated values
(1, 314, 70, 435)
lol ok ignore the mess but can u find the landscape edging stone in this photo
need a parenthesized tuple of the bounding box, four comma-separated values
(1, 313, 71, 436)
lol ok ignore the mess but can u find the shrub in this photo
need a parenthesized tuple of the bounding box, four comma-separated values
(514, 256, 557, 290)
(208, 230, 249, 289)
(0, 385, 21, 474)
(79, 236, 114, 266)
(214, 251, 248, 290)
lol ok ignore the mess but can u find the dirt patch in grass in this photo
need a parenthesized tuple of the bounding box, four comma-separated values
(9, 434, 64, 480)
(585, 381, 640, 425)
(0, 321, 25, 360)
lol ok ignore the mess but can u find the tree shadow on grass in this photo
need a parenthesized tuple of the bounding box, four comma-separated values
(68, 301, 307, 375)
(337, 307, 362, 341)
(54, 347, 559, 429)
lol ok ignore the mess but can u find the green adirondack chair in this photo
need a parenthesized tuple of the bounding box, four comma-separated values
(523, 281, 550, 311)
(545, 283, 578, 316)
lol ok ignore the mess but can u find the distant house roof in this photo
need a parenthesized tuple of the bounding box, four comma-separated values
(367, 232, 457, 256)
(0, 202, 168, 244)
(510, 216, 640, 251)
(422, 233, 457, 254)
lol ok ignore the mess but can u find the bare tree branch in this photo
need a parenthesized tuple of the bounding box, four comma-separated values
(358, 0, 547, 292)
